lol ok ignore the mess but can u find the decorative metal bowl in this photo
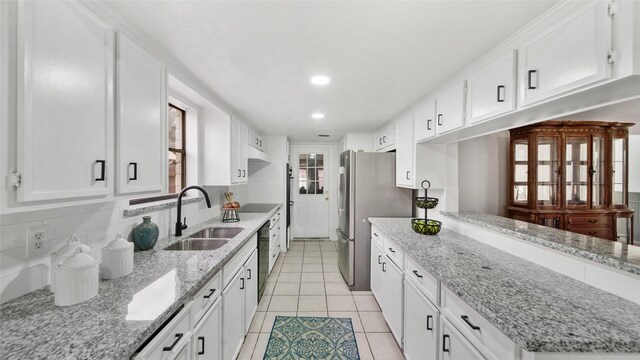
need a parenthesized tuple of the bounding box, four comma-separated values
(415, 197, 439, 209)
(411, 218, 442, 235)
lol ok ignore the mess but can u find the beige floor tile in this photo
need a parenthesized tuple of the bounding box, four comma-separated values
(297, 311, 328, 317)
(280, 263, 302, 272)
(323, 264, 340, 273)
(366, 333, 404, 359)
(298, 295, 328, 312)
(355, 333, 374, 360)
(359, 311, 390, 332)
(300, 282, 326, 295)
(287, 250, 304, 256)
(327, 295, 357, 311)
(273, 282, 300, 295)
(249, 311, 266, 333)
(271, 264, 283, 273)
(260, 312, 297, 332)
(268, 295, 299, 311)
(301, 272, 324, 283)
(283, 256, 303, 264)
(237, 332, 259, 360)
(264, 282, 275, 295)
(322, 257, 339, 264)
(354, 295, 381, 312)
(352, 291, 373, 296)
(257, 295, 271, 311)
(325, 282, 351, 295)
(328, 311, 364, 333)
(303, 263, 323, 272)
(304, 250, 322, 256)
(266, 273, 278, 283)
(324, 273, 345, 282)
(303, 256, 322, 264)
(251, 332, 272, 359)
(321, 250, 338, 256)
(277, 272, 301, 283)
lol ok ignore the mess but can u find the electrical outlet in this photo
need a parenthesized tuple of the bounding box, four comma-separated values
(26, 225, 48, 258)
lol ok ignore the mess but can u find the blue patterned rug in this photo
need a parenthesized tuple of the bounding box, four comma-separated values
(264, 316, 360, 359)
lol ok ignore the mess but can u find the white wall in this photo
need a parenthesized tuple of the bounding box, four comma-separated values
(629, 135, 640, 193)
(457, 131, 509, 216)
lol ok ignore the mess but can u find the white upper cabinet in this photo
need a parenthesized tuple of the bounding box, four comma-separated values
(519, 1, 612, 107)
(466, 51, 517, 124)
(395, 114, 415, 188)
(436, 82, 466, 135)
(248, 128, 265, 152)
(230, 118, 248, 184)
(115, 34, 166, 195)
(17, 1, 114, 202)
(414, 99, 436, 143)
(374, 124, 396, 151)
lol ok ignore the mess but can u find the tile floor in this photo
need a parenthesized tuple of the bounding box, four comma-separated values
(237, 239, 405, 360)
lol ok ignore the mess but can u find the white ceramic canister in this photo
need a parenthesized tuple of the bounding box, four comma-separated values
(54, 247, 99, 307)
(50, 235, 92, 293)
(100, 234, 134, 279)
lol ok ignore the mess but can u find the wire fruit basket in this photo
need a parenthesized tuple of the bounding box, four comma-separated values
(411, 180, 442, 235)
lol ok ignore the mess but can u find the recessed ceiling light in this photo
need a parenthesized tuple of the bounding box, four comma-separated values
(310, 75, 330, 85)
(311, 113, 325, 119)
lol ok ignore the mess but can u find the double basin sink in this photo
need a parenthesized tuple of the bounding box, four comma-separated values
(164, 227, 243, 251)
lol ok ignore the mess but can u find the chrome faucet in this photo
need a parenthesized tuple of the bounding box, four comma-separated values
(175, 185, 212, 236)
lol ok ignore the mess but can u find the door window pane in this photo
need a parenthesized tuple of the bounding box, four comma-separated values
(298, 153, 324, 194)
(612, 138, 626, 205)
(168, 104, 186, 194)
(513, 139, 528, 205)
(566, 137, 588, 206)
(537, 137, 558, 207)
(592, 136, 605, 207)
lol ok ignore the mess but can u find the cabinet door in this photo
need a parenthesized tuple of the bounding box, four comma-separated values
(17, 1, 114, 202)
(404, 279, 439, 360)
(441, 319, 486, 360)
(395, 115, 415, 188)
(193, 298, 221, 360)
(172, 338, 191, 360)
(519, 1, 611, 107)
(248, 128, 258, 150)
(239, 121, 248, 184)
(222, 269, 245, 360)
(467, 51, 516, 124)
(230, 119, 242, 184)
(244, 250, 258, 334)
(370, 241, 384, 309)
(382, 256, 404, 346)
(414, 100, 436, 142)
(116, 33, 165, 195)
(436, 82, 466, 135)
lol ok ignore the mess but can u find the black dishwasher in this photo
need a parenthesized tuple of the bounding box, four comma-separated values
(257, 221, 270, 302)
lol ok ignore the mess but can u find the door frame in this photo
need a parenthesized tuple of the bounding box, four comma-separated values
(290, 143, 335, 239)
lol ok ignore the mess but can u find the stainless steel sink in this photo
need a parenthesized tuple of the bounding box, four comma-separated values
(164, 239, 229, 251)
(188, 227, 243, 239)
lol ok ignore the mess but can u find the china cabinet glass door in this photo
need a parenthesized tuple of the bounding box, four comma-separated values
(513, 138, 528, 205)
(566, 136, 589, 207)
(591, 135, 606, 208)
(612, 137, 627, 206)
(536, 136, 559, 208)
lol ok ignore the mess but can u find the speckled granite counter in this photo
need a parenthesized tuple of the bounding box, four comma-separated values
(0, 206, 280, 360)
(441, 211, 640, 276)
(369, 217, 640, 353)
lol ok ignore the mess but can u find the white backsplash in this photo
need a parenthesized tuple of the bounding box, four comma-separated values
(0, 186, 228, 304)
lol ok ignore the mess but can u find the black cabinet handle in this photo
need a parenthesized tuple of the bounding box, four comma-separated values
(238, 169, 242, 177)
(242, 170, 246, 178)
(163, 333, 183, 351)
(442, 335, 450, 352)
(527, 70, 537, 89)
(203, 289, 216, 299)
(247, 268, 252, 280)
(427, 119, 432, 131)
(461, 315, 480, 330)
(259, 139, 262, 146)
(437, 114, 443, 126)
(378, 255, 382, 264)
(197, 336, 205, 355)
(95, 160, 106, 181)
(588, 219, 597, 223)
(426, 315, 433, 331)
(379, 138, 382, 145)
(382, 262, 386, 272)
(497, 85, 505, 102)
(256, 138, 259, 145)
(383, 135, 386, 143)
(388, 247, 396, 253)
(413, 270, 423, 278)
(406, 171, 410, 180)
(373, 233, 378, 237)
(240, 278, 245, 290)
(128, 162, 137, 181)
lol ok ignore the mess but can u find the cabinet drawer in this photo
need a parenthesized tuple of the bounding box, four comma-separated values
(567, 215, 612, 227)
(223, 235, 257, 287)
(269, 244, 280, 272)
(570, 227, 613, 240)
(192, 272, 221, 326)
(404, 255, 439, 307)
(133, 301, 193, 360)
(371, 226, 384, 249)
(384, 236, 404, 269)
(442, 287, 517, 360)
(270, 209, 281, 229)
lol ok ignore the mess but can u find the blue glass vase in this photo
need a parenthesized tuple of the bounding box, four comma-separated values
(132, 216, 159, 251)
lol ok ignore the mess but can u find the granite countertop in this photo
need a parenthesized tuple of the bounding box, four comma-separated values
(0, 205, 281, 360)
(369, 217, 640, 353)
(441, 211, 640, 276)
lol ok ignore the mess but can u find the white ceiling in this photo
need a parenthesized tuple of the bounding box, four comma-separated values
(105, 0, 559, 141)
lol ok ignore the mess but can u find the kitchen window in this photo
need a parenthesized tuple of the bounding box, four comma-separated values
(299, 153, 324, 194)
(168, 103, 186, 194)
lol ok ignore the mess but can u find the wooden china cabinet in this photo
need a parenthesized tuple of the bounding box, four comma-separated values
(506, 121, 634, 244)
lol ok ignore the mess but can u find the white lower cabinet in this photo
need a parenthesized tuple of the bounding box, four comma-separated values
(370, 240, 385, 310)
(441, 318, 486, 360)
(404, 279, 439, 360)
(192, 297, 221, 359)
(222, 268, 245, 360)
(173, 340, 191, 360)
(244, 250, 258, 334)
(133, 302, 193, 360)
(381, 254, 404, 346)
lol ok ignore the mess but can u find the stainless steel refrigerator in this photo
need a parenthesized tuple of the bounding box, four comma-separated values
(337, 150, 413, 291)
